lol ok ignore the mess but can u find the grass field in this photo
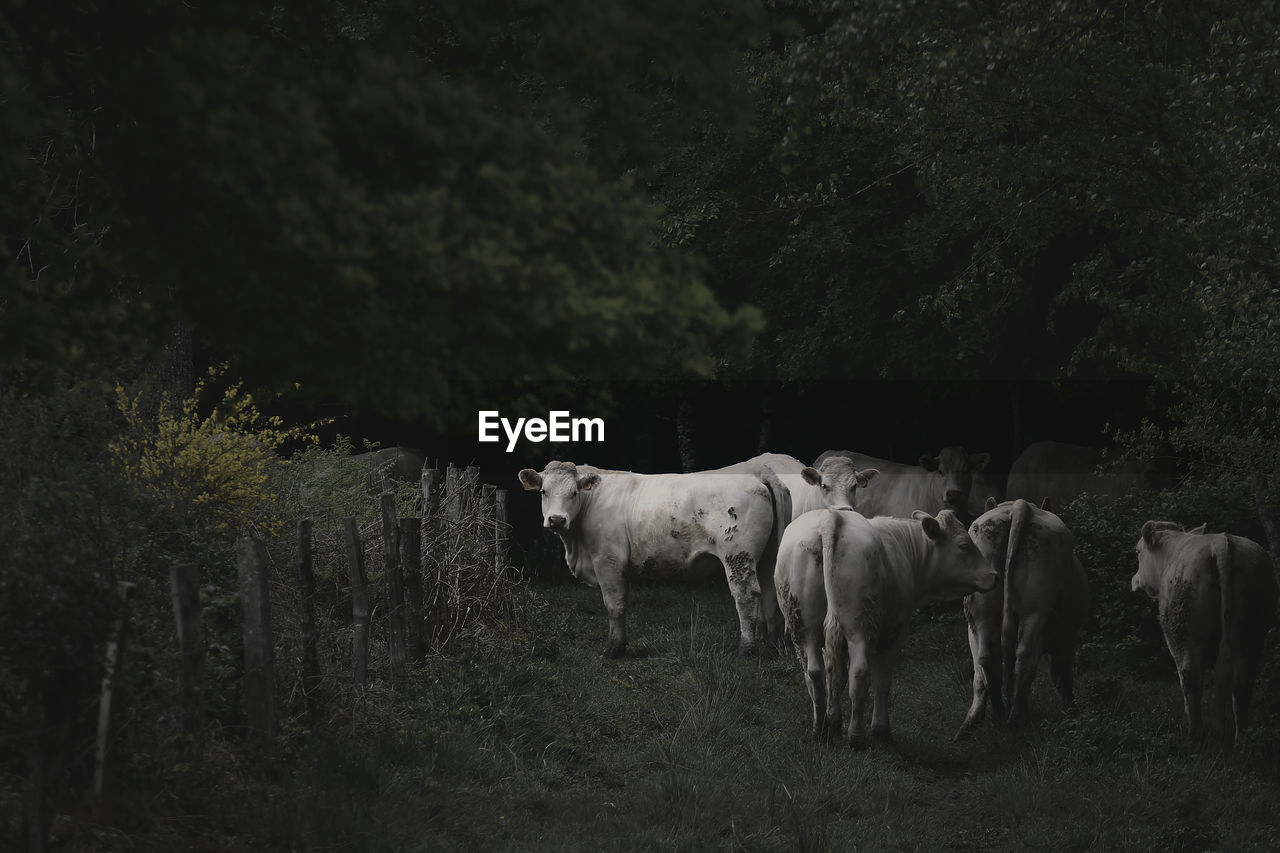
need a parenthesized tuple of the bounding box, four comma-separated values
(124, 576, 1280, 852)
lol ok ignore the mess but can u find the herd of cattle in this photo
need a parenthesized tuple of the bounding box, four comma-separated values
(516, 442, 1279, 750)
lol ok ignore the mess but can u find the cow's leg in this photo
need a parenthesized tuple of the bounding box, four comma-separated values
(957, 621, 990, 740)
(845, 638, 871, 751)
(724, 551, 761, 656)
(1170, 642, 1204, 743)
(597, 567, 629, 659)
(758, 568, 786, 654)
(1049, 642, 1079, 718)
(803, 630, 828, 742)
(1007, 614, 1047, 728)
(870, 636, 904, 743)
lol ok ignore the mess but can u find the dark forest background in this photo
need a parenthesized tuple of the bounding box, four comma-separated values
(6, 1, 1280, 849)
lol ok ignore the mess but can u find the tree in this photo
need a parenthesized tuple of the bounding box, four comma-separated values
(1, 0, 766, 425)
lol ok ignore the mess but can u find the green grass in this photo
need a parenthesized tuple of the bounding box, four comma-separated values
(116, 579, 1280, 852)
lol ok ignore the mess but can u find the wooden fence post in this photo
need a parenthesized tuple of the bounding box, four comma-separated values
(464, 465, 481, 527)
(236, 535, 275, 749)
(382, 492, 406, 678)
(343, 517, 369, 694)
(400, 517, 426, 660)
(93, 580, 137, 820)
(169, 564, 204, 736)
(296, 519, 322, 719)
(495, 489, 510, 573)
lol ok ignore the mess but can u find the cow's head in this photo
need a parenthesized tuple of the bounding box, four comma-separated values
(914, 508, 999, 602)
(920, 446, 991, 512)
(1131, 520, 1186, 597)
(518, 461, 600, 534)
(801, 457, 879, 511)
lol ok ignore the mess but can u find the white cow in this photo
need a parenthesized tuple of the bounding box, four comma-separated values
(774, 508, 997, 746)
(719, 452, 880, 518)
(519, 461, 789, 657)
(1005, 441, 1155, 509)
(956, 498, 1089, 738)
(1132, 521, 1278, 746)
(814, 446, 993, 521)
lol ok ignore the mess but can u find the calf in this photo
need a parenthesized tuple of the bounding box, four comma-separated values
(775, 508, 997, 747)
(1132, 521, 1277, 746)
(956, 498, 1089, 738)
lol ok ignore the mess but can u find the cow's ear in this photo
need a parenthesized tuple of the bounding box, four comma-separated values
(856, 468, 880, 488)
(985, 496, 998, 511)
(1140, 520, 1163, 547)
(1040, 496, 1053, 512)
(518, 469, 542, 491)
(970, 452, 991, 472)
(801, 467, 822, 486)
(919, 455, 940, 472)
(578, 471, 600, 491)
(918, 514, 943, 540)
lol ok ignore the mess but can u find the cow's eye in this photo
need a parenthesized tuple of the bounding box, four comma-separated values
(539, 489, 545, 496)
(821, 483, 830, 491)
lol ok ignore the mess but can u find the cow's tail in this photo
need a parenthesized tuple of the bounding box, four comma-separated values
(757, 463, 792, 566)
(1001, 499, 1032, 710)
(820, 509, 849, 717)
(1212, 533, 1240, 739)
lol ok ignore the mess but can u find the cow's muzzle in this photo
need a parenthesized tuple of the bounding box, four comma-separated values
(546, 514, 567, 532)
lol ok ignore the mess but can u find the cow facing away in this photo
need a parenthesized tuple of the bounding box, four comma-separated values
(519, 461, 789, 657)
(719, 452, 880, 519)
(956, 498, 1089, 739)
(1132, 521, 1278, 746)
(814, 447, 992, 521)
(775, 507, 997, 747)
(1005, 441, 1162, 509)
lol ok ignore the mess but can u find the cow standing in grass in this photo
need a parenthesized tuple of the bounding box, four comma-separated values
(774, 507, 997, 747)
(956, 498, 1089, 739)
(519, 461, 790, 657)
(1132, 521, 1277, 746)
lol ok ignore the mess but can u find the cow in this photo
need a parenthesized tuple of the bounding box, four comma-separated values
(353, 446, 427, 489)
(518, 461, 790, 658)
(814, 446, 993, 522)
(1005, 440, 1161, 509)
(719, 452, 881, 519)
(956, 498, 1089, 739)
(1132, 521, 1278, 746)
(774, 507, 997, 747)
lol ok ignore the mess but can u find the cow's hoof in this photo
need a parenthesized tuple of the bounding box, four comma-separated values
(738, 643, 758, 658)
(848, 733, 867, 752)
(601, 642, 628, 659)
(871, 725, 893, 743)
(954, 723, 975, 742)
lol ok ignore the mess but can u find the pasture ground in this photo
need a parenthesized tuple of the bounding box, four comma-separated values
(107, 578, 1280, 852)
